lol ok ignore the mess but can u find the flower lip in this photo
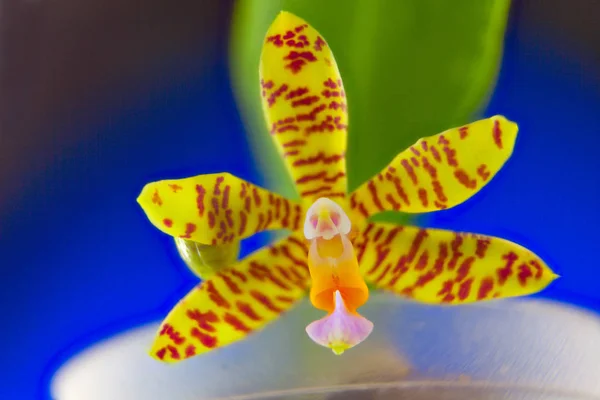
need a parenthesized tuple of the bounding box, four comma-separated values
(305, 290, 374, 355)
(304, 198, 351, 241)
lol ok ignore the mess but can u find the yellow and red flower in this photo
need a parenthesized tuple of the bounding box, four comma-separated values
(137, 11, 557, 362)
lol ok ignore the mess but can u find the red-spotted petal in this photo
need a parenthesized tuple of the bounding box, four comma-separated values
(260, 11, 349, 205)
(355, 222, 557, 304)
(150, 233, 310, 363)
(137, 172, 303, 245)
(349, 116, 518, 219)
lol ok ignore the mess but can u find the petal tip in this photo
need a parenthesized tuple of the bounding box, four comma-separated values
(543, 264, 560, 283)
(148, 346, 173, 364)
(136, 182, 159, 211)
(494, 114, 519, 140)
(136, 184, 149, 205)
(270, 10, 305, 31)
(276, 10, 300, 20)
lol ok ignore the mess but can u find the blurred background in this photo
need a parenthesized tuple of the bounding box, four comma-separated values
(1, 0, 598, 399)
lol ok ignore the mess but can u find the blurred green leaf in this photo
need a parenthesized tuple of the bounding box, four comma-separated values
(229, 0, 510, 224)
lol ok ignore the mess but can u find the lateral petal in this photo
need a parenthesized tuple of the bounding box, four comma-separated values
(349, 116, 517, 218)
(355, 222, 557, 304)
(150, 233, 310, 363)
(137, 172, 303, 245)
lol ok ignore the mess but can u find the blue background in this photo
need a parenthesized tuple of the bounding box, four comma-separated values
(1, 6, 599, 400)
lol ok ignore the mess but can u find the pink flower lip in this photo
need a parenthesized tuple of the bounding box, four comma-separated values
(305, 290, 373, 355)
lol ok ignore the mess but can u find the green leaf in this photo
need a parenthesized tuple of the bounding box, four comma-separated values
(229, 0, 510, 225)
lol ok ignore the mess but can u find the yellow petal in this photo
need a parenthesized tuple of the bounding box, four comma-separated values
(260, 11, 348, 204)
(150, 233, 310, 363)
(349, 116, 517, 218)
(137, 173, 303, 245)
(355, 222, 557, 304)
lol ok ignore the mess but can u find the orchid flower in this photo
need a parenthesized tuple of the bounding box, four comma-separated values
(137, 11, 557, 362)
